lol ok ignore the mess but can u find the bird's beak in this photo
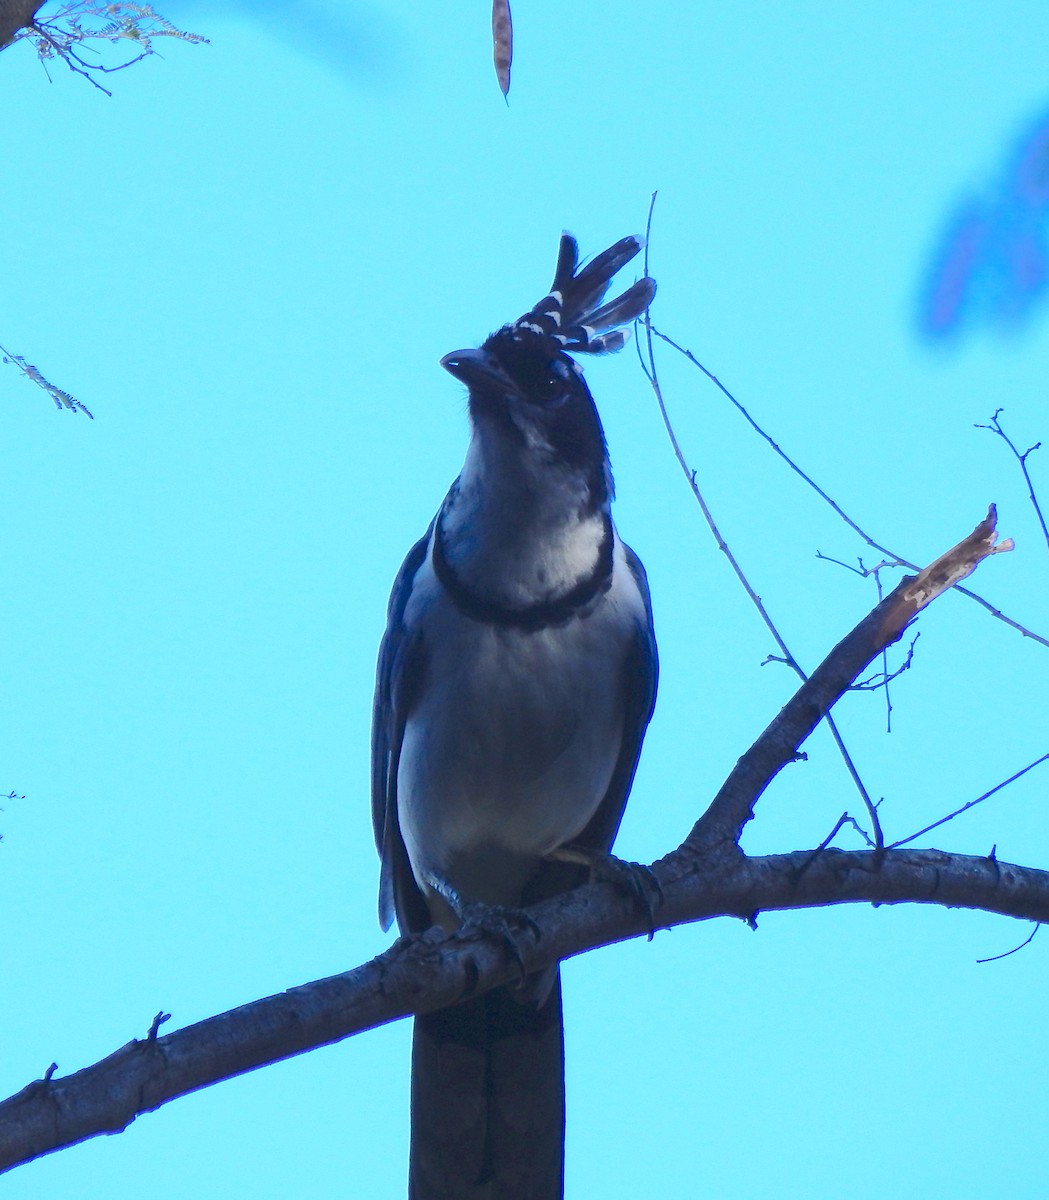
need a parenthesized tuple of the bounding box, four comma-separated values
(441, 348, 518, 396)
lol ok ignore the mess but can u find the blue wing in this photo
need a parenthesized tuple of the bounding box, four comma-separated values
(573, 541, 658, 855)
(371, 525, 433, 933)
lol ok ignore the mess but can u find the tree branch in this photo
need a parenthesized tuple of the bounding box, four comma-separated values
(689, 505, 1011, 849)
(0, 0, 41, 50)
(2, 842, 1047, 1174)
(0, 508, 1025, 1173)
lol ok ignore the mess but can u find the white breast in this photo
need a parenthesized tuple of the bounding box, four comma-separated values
(396, 529, 645, 909)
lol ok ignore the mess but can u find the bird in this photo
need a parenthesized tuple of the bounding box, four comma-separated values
(371, 232, 658, 1199)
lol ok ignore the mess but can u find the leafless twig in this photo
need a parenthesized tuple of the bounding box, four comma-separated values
(816, 559, 922, 730)
(888, 751, 1049, 849)
(639, 194, 884, 846)
(976, 921, 1041, 964)
(851, 632, 920, 692)
(976, 408, 1049, 554)
(648, 324, 1048, 650)
(868, 561, 893, 730)
(816, 552, 906, 578)
(818, 811, 877, 852)
(147, 1012, 171, 1040)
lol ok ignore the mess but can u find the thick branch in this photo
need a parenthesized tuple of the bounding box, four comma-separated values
(0, 508, 1020, 1172)
(0, 0, 41, 49)
(2, 844, 1047, 1174)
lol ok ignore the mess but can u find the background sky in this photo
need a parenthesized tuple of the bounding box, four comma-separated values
(2, 2, 1049, 1196)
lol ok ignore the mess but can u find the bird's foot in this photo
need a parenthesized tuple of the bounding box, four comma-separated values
(457, 901, 541, 985)
(547, 846, 663, 938)
(422, 870, 539, 983)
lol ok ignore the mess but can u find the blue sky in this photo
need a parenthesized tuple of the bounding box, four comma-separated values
(2, 2, 1048, 1196)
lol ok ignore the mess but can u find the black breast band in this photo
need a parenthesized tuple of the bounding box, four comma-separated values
(432, 513, 614, 631)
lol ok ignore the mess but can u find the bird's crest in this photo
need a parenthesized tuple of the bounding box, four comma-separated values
(507, 234, 656, 355)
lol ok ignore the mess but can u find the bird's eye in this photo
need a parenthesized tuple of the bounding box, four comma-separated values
(535, 373, 564, 402)
(531, 359, 572, 405)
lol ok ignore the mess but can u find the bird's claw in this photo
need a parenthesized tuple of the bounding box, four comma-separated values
(457, 900, 540, 985)
(599, 855, 662, 938)
(553, 847, 663, 939)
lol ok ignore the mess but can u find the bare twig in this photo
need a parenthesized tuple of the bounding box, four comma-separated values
(851, 632, 919, 691)
(872, 565, 892, 729)
(817, 811, 877, 853)
(816, 553, 905, 578)
(795, 810, 879, 882)
(817, 555, 908, 728)
(146, 1012, 171, 1041)
(649, 324, 1048, 650)
(976, 921, 1041, 964)
(823, 713, 882, 846)
(976, 408, 1049, 553)
(639, 195, 883, 845)
(888, 751, 1049, 849)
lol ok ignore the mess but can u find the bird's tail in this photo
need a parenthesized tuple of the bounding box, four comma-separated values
(409, 975, 565, 1200)
(512, 233, 656, 355)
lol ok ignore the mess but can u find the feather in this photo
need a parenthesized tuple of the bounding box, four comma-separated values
(512, 233, 655, 355)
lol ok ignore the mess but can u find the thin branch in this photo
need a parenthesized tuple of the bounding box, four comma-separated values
(976, 921, 1041, 964)
(888, 751, 1049, 849)
(872, 565, 892, 730)
(823, 712, 882, 847)
(649, 324, 1049, 650)
(7, 3, 207, 93)
(816, 553, 905, 578)
(812, 810, 877, 856)
(817, 555, 908, 728)
(25, 19, 114, 92)
(689, 506, 1012, 850)
(0, 340, 93, 417)
(976, 408, 1049, 553)
(851, 632, 919, 692)
(637, 195, 883, 846)
(817, 552, 864, 576)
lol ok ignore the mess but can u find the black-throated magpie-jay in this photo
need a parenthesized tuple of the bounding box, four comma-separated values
(372, 233, 658, 1199)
